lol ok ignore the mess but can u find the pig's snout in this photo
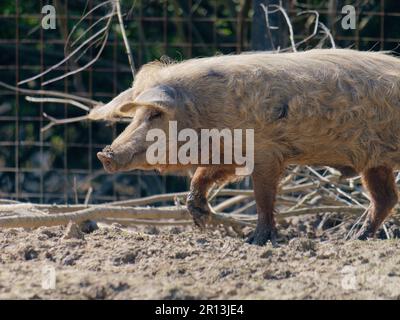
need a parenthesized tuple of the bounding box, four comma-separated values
(97, 147, 117, 173)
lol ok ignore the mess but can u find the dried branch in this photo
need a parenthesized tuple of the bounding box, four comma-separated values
(102, 218, 193, 226)
(213, 195, 250, 212)
(294, 10, 320, 48)
(18, 26, 110, 86)
(42, 6, 115, 86)
(269, 4, 297, 52)
(0, 206, 185, 228)
(84, 187, 93, 206)
(41, 113, 89, 132)
(0, 205, 250, 231)
(278, 206, 368, 219)
(21, 185, 318, 213)
(18, 1, 115, 86)
(319, 22, 336, 49)
(25, 96, 90, 112)
(65, 0, 113, 54)
(230, 200, 256, 215)
(115, 0, 135, 79)
(71, 12, 115, 48)
(0, 81, 99, 106)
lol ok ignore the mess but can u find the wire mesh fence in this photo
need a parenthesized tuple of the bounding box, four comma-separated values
(0, 0, 399, 204)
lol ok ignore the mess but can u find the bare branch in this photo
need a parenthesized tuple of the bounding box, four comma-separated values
(0, 81, 99, 106)
(70, 12, 115, 48)
(115, 0, 135, 79)
(0, 205, 250, 231)
(25, 96, 90, 112)
(213, 195, 250, 212)
(319, 22, 336, 49)
(41, 113, 89, 132)
(18, 25, 110, 86)
(73, 32, 105, 63)
(64, 0, 113, 56)
(230, 200, 256, 215)
(18, 1, 116, 87)
(295, 10, 320, 48)
(84, 187, 93, 206)
(42, 5, 115, 86)
(269, 4, 297, 52)
(42, 29, 111, 86)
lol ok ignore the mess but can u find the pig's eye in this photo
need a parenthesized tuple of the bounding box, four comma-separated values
(147, 110, 162, 121)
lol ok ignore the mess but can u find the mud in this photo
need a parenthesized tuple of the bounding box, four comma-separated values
(1, 214, 400, 299)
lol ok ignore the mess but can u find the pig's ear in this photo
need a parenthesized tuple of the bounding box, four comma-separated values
(117, 85, 177, 117)
(88, 88, 134, 120)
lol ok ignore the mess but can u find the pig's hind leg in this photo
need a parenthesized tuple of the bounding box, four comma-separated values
(247, 161, 284, 246)
(354, 166, 398, 240)
(187, 166, 235, 229)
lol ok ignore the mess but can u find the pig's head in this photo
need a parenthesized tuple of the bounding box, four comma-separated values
(92, 85, 182, 173)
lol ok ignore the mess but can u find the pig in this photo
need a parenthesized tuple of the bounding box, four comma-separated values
(92, 49, 400, 245)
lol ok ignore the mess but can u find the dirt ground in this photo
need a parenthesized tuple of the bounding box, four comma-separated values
(1, 214, 400, 300)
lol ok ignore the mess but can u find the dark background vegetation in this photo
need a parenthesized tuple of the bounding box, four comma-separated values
(0, 0, 399, 204)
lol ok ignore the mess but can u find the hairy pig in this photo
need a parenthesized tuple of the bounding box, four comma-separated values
(92, 49, 400, 245)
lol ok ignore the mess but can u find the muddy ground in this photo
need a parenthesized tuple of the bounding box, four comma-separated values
(1, 213, 400, 299)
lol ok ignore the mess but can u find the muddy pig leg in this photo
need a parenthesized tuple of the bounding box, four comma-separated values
(354, 166, 398, 240)
(187, 166, 235, 229)
(247, 161, 284, 246)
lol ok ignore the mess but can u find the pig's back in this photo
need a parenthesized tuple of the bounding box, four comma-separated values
(158, 49, 400, 129)
(190, 49, 400, 118)
(161, 49, 400, 113)
(161, 49, 400, 170)
(164, 49, 400, 83)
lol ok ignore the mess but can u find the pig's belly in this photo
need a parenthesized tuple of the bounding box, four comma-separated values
(283, 127, 400, 172)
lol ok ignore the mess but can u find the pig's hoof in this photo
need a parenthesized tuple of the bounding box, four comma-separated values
(187, 202, 211, 229)
(191, 209, 211, 229)
(246, 225, 278, 246)
(352, 218, 375, 240)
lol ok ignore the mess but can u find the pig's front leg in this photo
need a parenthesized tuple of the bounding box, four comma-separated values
(187, 166, 235, 229)
(247, 161, 284, 246)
